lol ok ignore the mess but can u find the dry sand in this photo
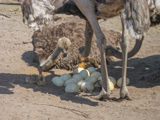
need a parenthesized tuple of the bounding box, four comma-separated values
(0, 1, 160, 120)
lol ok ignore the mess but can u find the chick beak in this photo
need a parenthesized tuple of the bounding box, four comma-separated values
(62, 49, 67, 58)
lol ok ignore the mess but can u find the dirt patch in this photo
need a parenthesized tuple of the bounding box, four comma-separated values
(0, 1, 160, 120)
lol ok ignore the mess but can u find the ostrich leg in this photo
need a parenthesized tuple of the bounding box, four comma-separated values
(37, 46, 62, 85)
(119, 11, 131, 99)
(78, 21, 94, 67)
(119, 0, 150, 99)
(73, 0, 111, 99)
(82, 21, 93, 57)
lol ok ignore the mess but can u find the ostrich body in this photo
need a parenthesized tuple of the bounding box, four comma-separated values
(32, 15, 121, 70)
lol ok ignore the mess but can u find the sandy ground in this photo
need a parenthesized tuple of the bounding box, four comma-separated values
(0, 1, 160, 120)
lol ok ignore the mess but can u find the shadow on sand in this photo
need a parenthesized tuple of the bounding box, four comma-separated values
(108, 54, 160, 88)
(0, 52, 159, 105)
(21, 51, 38, 67)
(0, 72, 99, 106)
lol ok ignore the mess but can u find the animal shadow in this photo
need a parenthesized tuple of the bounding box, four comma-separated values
(108, 54, 160, 88)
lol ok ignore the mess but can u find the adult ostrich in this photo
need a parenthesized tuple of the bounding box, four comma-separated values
(20, 0, 158, 100)
(70, 0, 150, 100)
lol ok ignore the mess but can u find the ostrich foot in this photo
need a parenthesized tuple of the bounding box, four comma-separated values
(79, 56, 99, 68)
(25, 75, 37, 84)
(25, 75, 45, 86)
(120, 87, 131, 100)
(36, 75, 46, 86)
(92, 87, 111, 100)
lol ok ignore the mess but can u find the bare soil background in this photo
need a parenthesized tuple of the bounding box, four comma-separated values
(0, 1, 160, 120)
